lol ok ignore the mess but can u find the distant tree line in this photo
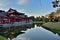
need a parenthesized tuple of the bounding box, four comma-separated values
(29, 9, 60, 22)
(29, 16, 49, 22)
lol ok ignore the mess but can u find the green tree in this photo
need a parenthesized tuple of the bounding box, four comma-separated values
(29, 16, 35, 21)
(48, 12, 55, 18)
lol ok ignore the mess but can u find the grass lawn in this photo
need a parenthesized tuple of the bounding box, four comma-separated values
(42, 22, 60, 30)
(0, 36, 7, 40)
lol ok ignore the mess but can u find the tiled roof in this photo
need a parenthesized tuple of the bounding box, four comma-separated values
(0, 12, 7, 16)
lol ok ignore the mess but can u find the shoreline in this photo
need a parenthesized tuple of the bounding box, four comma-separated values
(0, 21, 33, 28)
(42, 22, 60, 30)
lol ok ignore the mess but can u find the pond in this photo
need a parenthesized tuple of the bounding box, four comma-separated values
(0, 23, 60, 40)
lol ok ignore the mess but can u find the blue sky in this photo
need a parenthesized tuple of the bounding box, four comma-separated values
(0, 0, 57, 16)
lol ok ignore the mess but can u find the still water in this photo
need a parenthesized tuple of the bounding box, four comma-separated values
(0, 23, 60, 40)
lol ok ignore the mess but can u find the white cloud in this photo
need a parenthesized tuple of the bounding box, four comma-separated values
(0, 8, 9, 11)
(0, 0, 9, 6)
(0, 8, 4, 10)
(18, 0, 29, 5)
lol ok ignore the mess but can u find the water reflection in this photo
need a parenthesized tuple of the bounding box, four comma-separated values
(0, 23, 60, 40)
(0, 24, 34, 40)
(34, 23, 43, 27)
(12, 23, 60, 40)
(12, 26, 60, 40)
(35, 23, 60, 36)
(43, 26, 60, 36)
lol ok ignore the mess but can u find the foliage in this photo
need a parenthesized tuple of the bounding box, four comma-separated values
(48, 12, 55, 18)
(29, 16, 35, 21)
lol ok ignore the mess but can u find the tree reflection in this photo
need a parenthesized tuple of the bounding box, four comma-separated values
(0, 24, 34, 39)
(0, 23, 45, 40)
(35, 23, 43, 27)
(42, 26, 60, 36)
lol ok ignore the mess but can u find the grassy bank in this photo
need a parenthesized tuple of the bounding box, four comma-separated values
(42, 22, 60, 30)
(0, 35, 7, 40)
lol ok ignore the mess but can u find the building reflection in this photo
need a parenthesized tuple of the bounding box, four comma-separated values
(0, 23, 45, 40)
(0, 24, 34, 40)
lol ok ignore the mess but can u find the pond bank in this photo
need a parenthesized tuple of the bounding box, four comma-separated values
(42, 22, 60, 30)
(33, 21, 45, 23)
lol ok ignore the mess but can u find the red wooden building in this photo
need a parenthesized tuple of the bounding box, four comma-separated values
(0, 8, 31, 24)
